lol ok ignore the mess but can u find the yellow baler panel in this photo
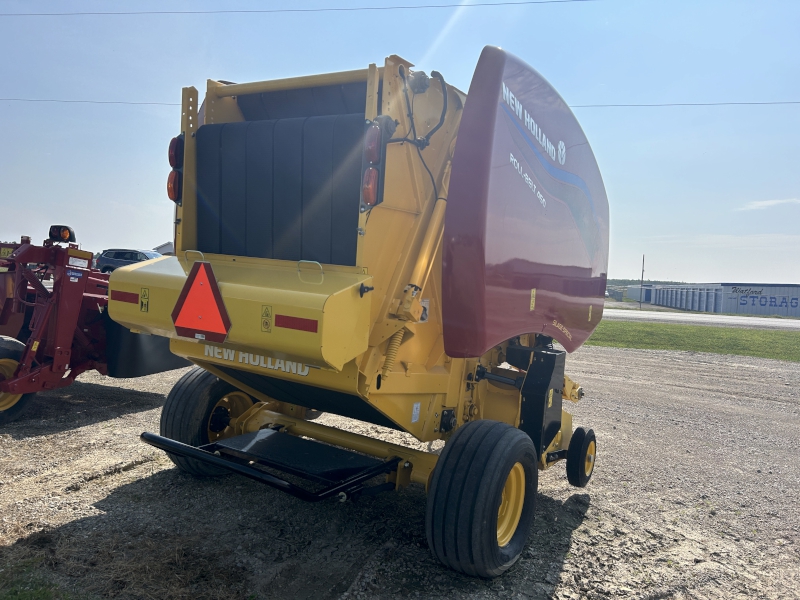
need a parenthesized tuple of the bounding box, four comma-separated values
(109, 255, 372, 371)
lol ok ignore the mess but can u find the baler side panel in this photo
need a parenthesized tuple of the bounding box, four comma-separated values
(444, 46, 610, 356)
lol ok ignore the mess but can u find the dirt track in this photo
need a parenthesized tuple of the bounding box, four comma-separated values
(1, 346, 799, 599)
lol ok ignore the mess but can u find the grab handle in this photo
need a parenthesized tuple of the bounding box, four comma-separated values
(184, 249, 206, 263)
(297, 260, 324, 285)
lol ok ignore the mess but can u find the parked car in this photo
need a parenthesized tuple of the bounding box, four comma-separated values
(96, 249, 161, 273)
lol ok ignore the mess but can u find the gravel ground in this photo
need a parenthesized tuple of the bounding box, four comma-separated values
(1, 346, 798, 599)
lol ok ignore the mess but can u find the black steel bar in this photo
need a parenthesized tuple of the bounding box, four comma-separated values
(546, 449, 568, 462)
(141, 432, 400, 502)
(474, 365, 523, 389)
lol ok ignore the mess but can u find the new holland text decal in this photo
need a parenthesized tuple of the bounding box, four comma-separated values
(203, 344, 310, 376)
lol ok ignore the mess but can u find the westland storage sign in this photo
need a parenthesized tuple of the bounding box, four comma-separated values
(724, 285, 800, 316)
(652, 283, 800, 317)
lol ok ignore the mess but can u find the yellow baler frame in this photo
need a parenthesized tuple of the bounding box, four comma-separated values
(114, 54, 585, 489)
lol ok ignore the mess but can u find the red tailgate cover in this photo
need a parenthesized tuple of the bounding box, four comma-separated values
(443, 46, 609, 357)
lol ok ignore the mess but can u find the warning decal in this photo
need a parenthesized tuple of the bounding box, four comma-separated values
(261, 305, 272, 333)
(171, 262, 231, 343)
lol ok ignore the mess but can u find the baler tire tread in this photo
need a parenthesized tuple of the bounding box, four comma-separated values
(0, 336, 37, 426)
(160, 367, 238, 477)
(425, 420, 538, 578)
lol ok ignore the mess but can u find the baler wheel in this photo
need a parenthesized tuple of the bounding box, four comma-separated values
(0, 337, 36, 425)
(425, 420, 538, 578)
(566, 427, 596, 487)
(207, 391, 253, 443)
(160, 367, 254, 476)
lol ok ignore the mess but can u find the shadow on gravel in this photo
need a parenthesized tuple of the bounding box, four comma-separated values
(3, 380, 166, 440)
(0, 467, 589, 600)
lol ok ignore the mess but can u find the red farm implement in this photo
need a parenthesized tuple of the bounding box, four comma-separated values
(0, 226, 186, 424)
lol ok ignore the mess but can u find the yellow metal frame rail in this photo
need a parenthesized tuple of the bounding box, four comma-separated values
(211, 68, 383, 97)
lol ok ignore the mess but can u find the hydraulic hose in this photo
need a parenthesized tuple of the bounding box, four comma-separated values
(423, 71, 448, 146)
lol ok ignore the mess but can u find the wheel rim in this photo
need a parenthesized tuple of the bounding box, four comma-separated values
(497, 462, 525, 547)
(584, 440, 596, 477)
(206, 391, 253, 442)
(0, 358, 23, 412)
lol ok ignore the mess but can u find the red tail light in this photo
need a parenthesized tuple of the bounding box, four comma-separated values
(362, 167, 379, 207)
(364, 123, 382, 164)
(167, 170, 182, 201)
(168, 136, 184, 169)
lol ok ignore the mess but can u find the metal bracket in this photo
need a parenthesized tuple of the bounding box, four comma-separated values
(474, 364, 523, 389)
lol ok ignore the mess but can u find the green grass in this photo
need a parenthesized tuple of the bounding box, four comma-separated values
(0, 559, 78, 600)
(585, 321, 800, 362)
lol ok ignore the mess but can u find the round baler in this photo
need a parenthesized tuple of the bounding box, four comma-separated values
(109, 46, 609, 577)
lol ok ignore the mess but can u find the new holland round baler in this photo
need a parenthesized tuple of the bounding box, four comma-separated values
(108, 46, 609, 577)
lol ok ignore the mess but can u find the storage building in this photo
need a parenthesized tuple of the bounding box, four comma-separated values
(650, 283, 800, 317)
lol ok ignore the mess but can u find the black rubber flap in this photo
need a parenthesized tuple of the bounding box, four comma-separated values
(104, 312, 190, 378)
(215, 429, 383, 484)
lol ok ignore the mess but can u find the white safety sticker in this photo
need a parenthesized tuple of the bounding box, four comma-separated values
(411, 402, 421, 423)
(68, 256, 89, 268)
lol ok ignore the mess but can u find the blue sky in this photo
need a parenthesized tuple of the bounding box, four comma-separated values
(0, 0, 798, 283)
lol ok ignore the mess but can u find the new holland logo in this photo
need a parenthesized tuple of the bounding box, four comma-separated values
(502, 82, 565, 166)
(203, 344, 310, 377)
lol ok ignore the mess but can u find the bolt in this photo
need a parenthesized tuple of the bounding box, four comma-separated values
(434, 413, 438, 417)
(403, 461, 410, 468)
(338, 492, 348, 503)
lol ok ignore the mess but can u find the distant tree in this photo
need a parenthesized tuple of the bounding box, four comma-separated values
(606, 278, 686, 287)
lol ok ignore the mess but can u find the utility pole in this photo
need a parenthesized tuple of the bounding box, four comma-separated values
(640, 254, 645, 310)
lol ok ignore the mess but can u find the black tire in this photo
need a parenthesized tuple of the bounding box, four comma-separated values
(0, 336, 36, 425)
(566, 427, 596, 488)
(101, 267, 113, 274)
(160, 367, 253, 477)
(426, 420, 538, 578)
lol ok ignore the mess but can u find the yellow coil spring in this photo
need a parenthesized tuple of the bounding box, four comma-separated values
(381, 329, 405, 379)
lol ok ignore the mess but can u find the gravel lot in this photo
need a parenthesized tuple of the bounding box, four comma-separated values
(1, 346, 798, 599)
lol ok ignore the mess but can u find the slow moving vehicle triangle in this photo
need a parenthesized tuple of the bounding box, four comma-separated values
(171, 262, 231, 342)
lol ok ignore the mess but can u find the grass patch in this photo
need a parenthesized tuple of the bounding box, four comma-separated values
(586, 321, 800, 362)
(0, 558, 78, 600)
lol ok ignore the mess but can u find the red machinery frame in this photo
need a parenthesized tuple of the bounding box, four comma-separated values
(0, 234, 110, 395)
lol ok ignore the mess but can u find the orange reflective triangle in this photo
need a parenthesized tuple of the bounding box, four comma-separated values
(171, 262, 231, 342)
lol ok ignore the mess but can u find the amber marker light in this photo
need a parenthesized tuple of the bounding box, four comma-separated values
(168, 136, 184, 169)
(60, 227, 71, 241)
(364, 123, 382, 164)
(167, 170, 182, 201)
(362, 167, 379, 207)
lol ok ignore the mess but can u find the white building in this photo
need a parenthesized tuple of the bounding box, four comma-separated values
(153, 241, 174, 255)
(651, 283, 800, 317)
